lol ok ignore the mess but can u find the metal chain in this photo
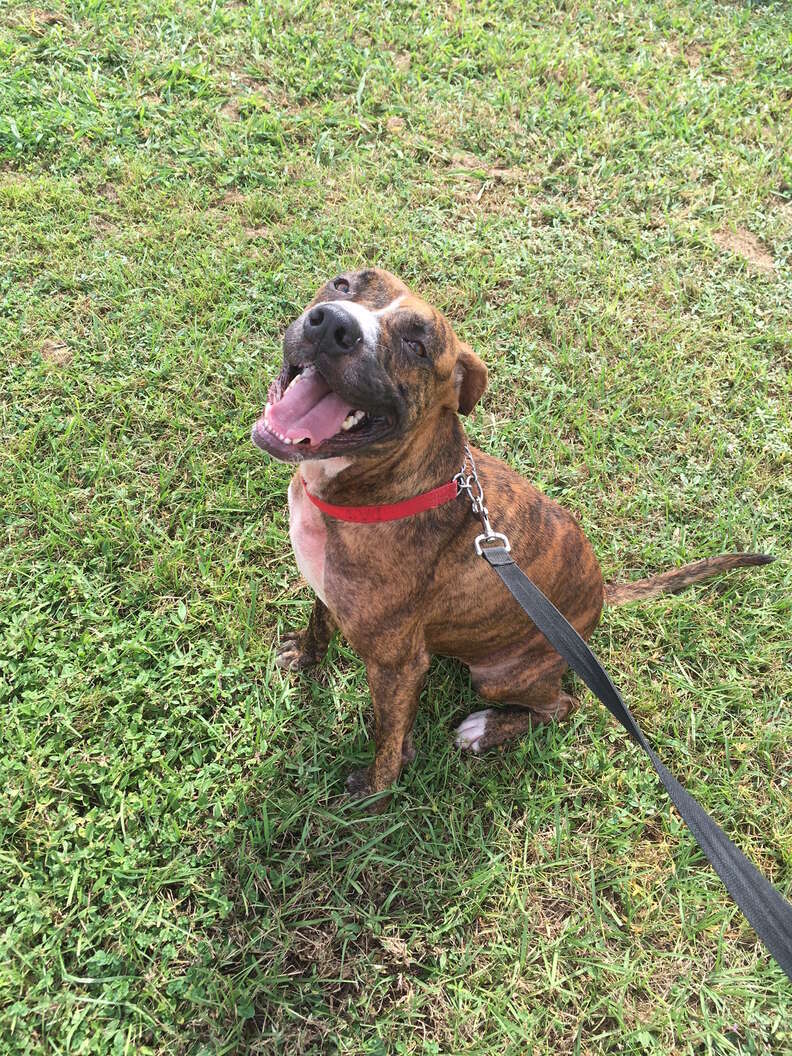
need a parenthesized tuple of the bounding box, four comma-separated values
(453, 445, 512, 555)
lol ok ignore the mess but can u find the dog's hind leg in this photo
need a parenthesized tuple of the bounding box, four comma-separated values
(276, 597, 337, 670)
(455, 679, 574, 753)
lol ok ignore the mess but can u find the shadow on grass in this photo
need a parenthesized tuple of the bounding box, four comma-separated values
(203, 653, 579, 1052)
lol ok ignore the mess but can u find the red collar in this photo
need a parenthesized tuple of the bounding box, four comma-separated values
(301, 473, 459, 523)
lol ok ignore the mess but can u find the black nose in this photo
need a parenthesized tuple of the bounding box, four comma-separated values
(303, 304, 362, 355)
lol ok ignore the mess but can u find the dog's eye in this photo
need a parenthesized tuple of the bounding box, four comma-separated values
(333, 277, 350, 293)
(403, 337, 428, 359)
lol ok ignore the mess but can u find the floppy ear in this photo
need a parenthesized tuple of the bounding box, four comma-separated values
(454, 342, 488, 415)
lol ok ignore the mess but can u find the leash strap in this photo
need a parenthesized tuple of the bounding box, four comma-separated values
(480, 544, 792, 981)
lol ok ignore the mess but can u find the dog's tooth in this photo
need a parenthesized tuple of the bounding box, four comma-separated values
(284, 364, 317, 395)
(341, 410, 366, 431)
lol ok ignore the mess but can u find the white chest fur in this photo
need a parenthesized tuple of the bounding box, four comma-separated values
(287, 459, 350, 606)
(287, 476, 328, 603)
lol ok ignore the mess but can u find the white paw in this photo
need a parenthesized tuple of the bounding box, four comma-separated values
(454, 709, 494, 754)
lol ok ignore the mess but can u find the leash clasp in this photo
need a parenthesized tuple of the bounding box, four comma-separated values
(474, 531, 511, 556)
(455, 446, 512, 556)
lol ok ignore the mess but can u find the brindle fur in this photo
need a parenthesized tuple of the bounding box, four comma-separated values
(267, 269, 771, 811)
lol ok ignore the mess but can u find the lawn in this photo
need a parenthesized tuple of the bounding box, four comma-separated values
(1, 0, 791, 1052)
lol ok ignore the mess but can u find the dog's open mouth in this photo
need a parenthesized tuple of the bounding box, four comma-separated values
(252, 364, 383, 460)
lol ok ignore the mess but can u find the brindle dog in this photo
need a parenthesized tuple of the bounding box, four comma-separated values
(252, 268, 771, 810)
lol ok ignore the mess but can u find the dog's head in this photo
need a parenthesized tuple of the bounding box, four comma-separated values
(251, 268, 487, 462)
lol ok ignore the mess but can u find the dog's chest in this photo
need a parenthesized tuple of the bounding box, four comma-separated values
(287, 460, 351, 606)
(287, 475, 328, 604)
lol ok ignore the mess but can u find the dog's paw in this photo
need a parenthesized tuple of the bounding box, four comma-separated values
(275, 632, 316, 671)
(454, 709, 494, 754)
(345, 768, 391, 814)
(345, 767, 373, 796)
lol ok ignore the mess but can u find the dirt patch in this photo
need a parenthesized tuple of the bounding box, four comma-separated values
(486, 166, 522, 184)
(450, 150, 485, 170)
(385, 116, 405, 134)
(685, 44, 703, 68)
(30, 9, 67, 25)
(90, 215, 116, 234)
(448, 152, 523, 182)
(713, 227, 775, 276)
(446, 153, 528, 214)
(13, 8, 72, 35)
(219, 100, 240, 121)
(663, 38, 703, 69)
(219, 189, 245, 206)
(378, 933, 414, 966)
(233, 73, 268, 91)
(97, 183, 119, 202)
(41, 338, 72, 366)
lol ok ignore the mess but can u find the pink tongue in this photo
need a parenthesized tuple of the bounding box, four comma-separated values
(268, 371, 354, 444)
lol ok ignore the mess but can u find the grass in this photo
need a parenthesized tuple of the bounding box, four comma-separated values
(1, 0, 791, 1051)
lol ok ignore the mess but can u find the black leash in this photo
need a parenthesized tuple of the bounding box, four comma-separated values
(454, 448, 792, 982)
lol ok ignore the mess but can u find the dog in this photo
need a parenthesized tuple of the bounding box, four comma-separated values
(251, 267, 772, 809)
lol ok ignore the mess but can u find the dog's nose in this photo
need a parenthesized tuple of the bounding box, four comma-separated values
(303, 304, 362, 355)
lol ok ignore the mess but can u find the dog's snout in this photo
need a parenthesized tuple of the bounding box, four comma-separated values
(303, 304, 362, 355)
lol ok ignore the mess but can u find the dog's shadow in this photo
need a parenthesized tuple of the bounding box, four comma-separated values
(207, 644, 603, 1048)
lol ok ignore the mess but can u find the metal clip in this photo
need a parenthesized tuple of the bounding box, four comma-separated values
(474, 532, 511, 556)
(454, 446, 513, 556)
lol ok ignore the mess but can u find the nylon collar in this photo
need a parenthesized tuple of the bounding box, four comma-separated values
(300, 473, 459, 523)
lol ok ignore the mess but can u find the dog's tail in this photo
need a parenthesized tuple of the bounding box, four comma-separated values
(605, 553, 775, 606)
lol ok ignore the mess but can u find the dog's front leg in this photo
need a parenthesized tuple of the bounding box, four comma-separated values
(346, 654, 430, 812)
(276, 597, 336, 670)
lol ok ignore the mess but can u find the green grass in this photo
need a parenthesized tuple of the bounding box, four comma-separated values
(1, 0, 791, 1051)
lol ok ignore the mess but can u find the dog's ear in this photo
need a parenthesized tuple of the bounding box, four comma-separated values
(454, 342, 488, 415)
